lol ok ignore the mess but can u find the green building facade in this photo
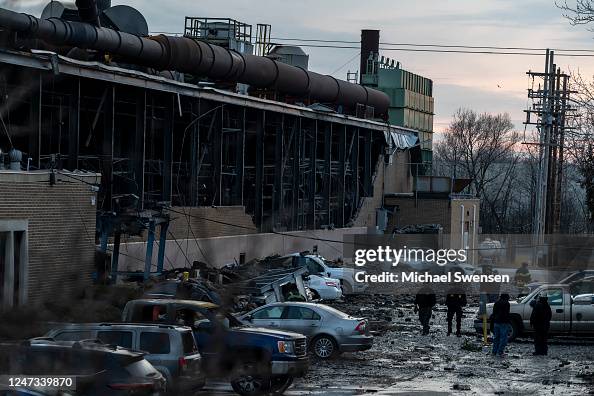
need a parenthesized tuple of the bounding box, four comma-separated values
(362, 63, 434, 165)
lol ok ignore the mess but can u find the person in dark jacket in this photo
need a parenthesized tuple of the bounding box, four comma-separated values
(530, 295, 552, 355)
(514, 262, 532, 287)
(415, 289, 436, 335)
(445, 292, 467, 337)
(491, 293, 511, 357)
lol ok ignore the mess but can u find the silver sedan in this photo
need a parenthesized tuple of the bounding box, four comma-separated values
(241, 302, 373, 359)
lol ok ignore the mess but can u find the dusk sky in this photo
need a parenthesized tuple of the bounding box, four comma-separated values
(7, 0, 594, 134)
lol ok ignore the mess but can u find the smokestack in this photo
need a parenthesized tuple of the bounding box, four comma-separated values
(75, 0, 101, 26)
(360, 29, 379, 83)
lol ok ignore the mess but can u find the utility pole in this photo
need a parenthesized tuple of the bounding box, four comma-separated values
(525, 50, 575, 264)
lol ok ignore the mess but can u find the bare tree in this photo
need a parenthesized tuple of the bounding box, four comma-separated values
(562, 72, 594, 230)
(434, 108, 521, 232)
(557, 0, 594, 28)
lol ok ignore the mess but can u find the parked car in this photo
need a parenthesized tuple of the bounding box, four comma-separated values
(44, 323, 204, 395)
(270, 253, 367, 294)
(522, 269, 594, 295)
(122, 299, 308, 396)
(0, 339, 166, 395)
(305, 274, 342, 300)
(240, 302, 373, 359)
(474, 284, 594, 339)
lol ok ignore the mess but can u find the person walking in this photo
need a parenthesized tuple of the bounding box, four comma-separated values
(445, 291, 467, 337)
(414, 289, 436, 335)
(530, 295, 552, 356)
(491, 293, 511, 357)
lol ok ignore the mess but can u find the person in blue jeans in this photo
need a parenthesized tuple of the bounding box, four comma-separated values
(491, 293, 511, 357)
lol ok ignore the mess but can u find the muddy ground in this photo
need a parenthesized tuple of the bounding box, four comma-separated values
(204, 294, 594, 395)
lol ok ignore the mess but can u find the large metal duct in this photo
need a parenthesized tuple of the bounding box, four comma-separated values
(0, 8, 390, 117)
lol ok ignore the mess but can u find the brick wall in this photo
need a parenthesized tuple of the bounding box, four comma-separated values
(0, 171, 99, 306)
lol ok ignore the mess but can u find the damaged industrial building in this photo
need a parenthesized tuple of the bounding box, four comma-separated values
(0, 0, 463, 308)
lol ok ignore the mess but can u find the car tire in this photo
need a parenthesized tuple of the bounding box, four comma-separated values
(269, 375, 294, 395)
(230, 360, 269, 396)
(508, 319, 520, 341)
(311, 335, 338, 359)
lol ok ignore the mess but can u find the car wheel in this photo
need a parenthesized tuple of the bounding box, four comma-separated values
(269, 375, 293, 395)
(508, 319, 520, 341)
(230, 360, 269, 396)
(231, 374, 267, 396)
(312, 335, 337, 359)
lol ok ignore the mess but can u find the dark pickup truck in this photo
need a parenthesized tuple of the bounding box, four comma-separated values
(122, 299, 308, 395)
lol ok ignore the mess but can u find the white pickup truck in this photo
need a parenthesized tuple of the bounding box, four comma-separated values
(475, 284, 594, 339)
(273, 253, 367, 294)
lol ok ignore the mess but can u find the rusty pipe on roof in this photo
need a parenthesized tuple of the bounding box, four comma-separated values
(0, 8, 390, 117)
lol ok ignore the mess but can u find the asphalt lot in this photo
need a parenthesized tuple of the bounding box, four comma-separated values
(200, 296, 594, 395)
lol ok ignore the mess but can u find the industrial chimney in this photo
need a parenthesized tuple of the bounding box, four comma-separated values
(360, 29, 379, 83)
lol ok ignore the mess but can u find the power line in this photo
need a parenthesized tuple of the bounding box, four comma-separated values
(145, 32, 594, 56)
(269, 43, 594, 57)
(271, 37, 594, 53)
(329, 51, 360, 76)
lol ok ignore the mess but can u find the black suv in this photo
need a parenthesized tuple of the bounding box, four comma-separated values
(0, 340, 166, 395)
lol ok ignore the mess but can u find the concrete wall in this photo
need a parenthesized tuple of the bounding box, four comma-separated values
(116, 227, 367, 271)
(0, 171, 99, 306)
(384, 150, 413, 194)
(353, 150, 413, 232)
(154, 206, 257, 240)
